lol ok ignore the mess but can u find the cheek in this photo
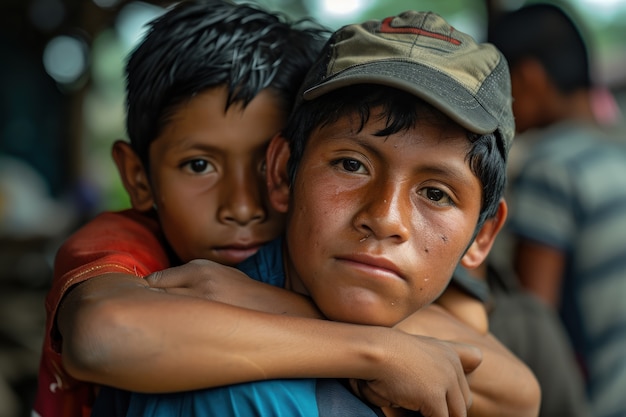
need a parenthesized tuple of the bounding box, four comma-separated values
(289, 173, 353, 236)
(157, 178, 219, 221)
(286, 197, 331, 260)
(159, 197, 215, 242)
(415, 217, 474, 279)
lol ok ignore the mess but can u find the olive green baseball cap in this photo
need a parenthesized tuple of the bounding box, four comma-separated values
(301, 10, 515, 156)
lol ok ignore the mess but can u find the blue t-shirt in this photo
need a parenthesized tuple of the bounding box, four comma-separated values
(91, 238, 384, 417)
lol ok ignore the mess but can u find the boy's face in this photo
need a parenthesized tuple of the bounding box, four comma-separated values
(148, 86, 287, 266)
(283, 111, 484, 326)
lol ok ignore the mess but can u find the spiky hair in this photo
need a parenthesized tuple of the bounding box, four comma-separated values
(125, 0, 328, 167)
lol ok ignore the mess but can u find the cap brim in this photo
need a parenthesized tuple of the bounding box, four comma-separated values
(303, 60, 499, 136)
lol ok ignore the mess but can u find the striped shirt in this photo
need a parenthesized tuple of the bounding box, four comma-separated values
(507, 122, 626, 417)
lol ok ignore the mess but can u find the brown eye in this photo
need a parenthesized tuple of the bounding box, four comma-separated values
(189, 160, 207, 172)
(417, 187, 454, 207)
(426, 188, 444, 201)
(331, 157, 367, 174)
(183, 159, 216, 175)
(342, 159, 362, 172)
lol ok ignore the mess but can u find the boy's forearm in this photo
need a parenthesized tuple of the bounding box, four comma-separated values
(59, 273, 490, 415)
(58, 273, 401, 391)
(467, 333, 541, 417)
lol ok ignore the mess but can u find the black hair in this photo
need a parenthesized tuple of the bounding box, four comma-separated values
(125, 0, 329, 168)
(283, 85, 506, 229)
(488, 3, 591, 94)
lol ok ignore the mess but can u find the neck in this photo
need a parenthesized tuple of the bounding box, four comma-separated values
(281, 240, 308, 295)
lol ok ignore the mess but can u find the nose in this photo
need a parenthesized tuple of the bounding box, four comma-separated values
(354, 180, 411, 242)
(218, 164, 266, 226)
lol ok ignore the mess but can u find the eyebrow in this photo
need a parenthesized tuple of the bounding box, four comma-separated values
(164, 135, 270, 154)
(332, 133, 477, 187)
(417, 162, 476, 187)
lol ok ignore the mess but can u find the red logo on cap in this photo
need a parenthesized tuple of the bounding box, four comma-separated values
(380, 16, 461, 45)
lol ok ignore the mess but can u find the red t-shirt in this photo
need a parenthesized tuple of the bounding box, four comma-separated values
(32, 209, 171, 417)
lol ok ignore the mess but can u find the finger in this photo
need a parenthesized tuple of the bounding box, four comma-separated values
(447, 386, 471, 417)
(144, 270, 166, 287)
(347, 379, 363, 400)
(353, 380, 394, 408)
(144, 265, 191, 288)
(452, 351, 473, 415)
(414, 394, 448, 417)
(453, 342, 482, 374)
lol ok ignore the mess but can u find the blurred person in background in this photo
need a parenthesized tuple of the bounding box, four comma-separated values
(457, 257, 592, 417)
(489, 4, 626, 417)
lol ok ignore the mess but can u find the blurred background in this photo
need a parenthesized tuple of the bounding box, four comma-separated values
(0, 0, 625, 416)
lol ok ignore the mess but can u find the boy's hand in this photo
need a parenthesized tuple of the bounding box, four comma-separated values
(354, 334, 481, 417)
(145, 259, 259, 301)
(145, 260, 323, 318)
(392, 304, 541, 417)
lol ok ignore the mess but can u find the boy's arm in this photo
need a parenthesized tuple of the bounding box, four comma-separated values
(59, 272, 480, 415)
(393, 304, 541, 417)
(145, 260, 488, 332)
(140, 261, 540, 417)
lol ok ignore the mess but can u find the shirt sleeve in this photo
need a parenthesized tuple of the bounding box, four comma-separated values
(46, 209, 171, 348)
(33, 209, 171, 417)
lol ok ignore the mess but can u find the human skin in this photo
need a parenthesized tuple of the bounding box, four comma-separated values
(135, 86, 287, 266)
(261, 106, 538, 416)
(59, 87, 539, 416)
(275, 113, 487, 326)
(59, 87, 481, 412)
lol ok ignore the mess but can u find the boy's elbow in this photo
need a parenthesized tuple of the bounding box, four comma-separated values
(59, 295, 138, 383)
(521, 371, 542, 417)
(469, 345, 542, 417)
(505, 365, 542, 417)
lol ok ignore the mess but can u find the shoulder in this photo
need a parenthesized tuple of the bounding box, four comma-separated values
(52, 209, 169, 297)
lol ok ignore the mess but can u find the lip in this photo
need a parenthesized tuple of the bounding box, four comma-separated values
(214, 242, 265, 264)
(336, 253, 405, 281)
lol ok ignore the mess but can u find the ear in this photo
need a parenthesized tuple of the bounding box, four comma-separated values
(266, 133, 291, 213)
(460, 199, 508, 270)
(112, 140, 154, 212)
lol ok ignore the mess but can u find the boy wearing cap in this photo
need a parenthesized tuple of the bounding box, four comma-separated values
(94, 10, 540, 417)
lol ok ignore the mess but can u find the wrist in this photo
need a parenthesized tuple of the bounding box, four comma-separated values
(350, 326, 399, 379)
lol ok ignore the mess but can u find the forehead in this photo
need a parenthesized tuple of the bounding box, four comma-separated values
(310, 108, 470, 152)
(306, 92, 468, 142)
(157, 86, 287, 152)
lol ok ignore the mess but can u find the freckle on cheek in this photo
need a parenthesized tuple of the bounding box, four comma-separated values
(423, 247, 429, 253)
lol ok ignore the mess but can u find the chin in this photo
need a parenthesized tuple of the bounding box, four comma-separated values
(326, 308, 399, 328)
